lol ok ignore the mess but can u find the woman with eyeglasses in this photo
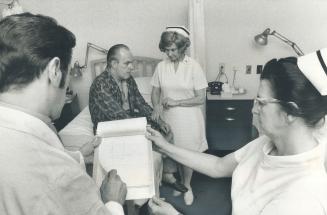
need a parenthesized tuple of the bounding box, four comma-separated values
(150, 26, 208, 205)
(147, 51, 327, 215)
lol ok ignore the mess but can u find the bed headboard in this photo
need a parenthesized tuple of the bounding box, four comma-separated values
(90, 56, 160, 80)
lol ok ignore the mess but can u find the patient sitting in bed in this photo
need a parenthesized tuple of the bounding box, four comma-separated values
(88, 44, 174, 202)
(89, 44, 171, 137)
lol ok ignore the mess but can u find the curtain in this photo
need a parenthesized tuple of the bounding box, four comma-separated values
(188, 0, 206, 72)
(188, 0, 207, 118)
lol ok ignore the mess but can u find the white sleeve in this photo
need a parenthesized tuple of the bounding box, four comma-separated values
(105, 201, 125, 215)
(151, 64, 161, 88)
(192, 60, 208, 90)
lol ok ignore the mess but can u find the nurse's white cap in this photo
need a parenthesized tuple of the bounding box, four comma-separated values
(297, 48, 327, 95)
(165, 26, 190, 38)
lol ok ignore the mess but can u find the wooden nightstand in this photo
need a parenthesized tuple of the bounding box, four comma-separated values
(206, 92, 255, 151)
(54, 93, 79, 131)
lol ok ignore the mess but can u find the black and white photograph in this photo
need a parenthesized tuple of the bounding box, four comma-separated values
(0, 0, 327, 214)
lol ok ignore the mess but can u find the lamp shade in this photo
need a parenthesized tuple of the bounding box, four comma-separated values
(70, 61, 82, 77)
(70, 42, 107, 78)
(254, 28, 304, 56)
(254, 33, 268, 45)
(254, 28, 271, 46)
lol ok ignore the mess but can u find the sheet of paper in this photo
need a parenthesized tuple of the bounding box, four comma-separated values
(95, 117, 155, 200)
(97, 117, 146, 137)
(99, 135, 152, 187)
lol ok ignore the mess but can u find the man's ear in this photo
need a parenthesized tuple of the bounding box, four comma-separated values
(47, 57, 62, 88)
(110, 59, 118, 69)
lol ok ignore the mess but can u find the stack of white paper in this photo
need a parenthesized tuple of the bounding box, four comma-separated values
(93, 117, 155, 200)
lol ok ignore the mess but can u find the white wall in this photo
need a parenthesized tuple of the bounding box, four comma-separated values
(20, 0, 189, 109)
(204, 0, 327, 96)
(10, 0, 327, 108)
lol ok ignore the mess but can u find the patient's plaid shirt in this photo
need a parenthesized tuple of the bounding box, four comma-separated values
(89, 69, 159, 133)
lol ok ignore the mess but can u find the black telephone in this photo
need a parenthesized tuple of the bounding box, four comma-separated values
(208, 81, 223, 95)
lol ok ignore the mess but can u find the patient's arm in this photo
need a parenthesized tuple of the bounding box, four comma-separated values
(146, 127, 238, 178)
(151, 86, 163, 121)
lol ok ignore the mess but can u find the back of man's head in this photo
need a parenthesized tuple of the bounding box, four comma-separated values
(0, 13, 76, 93)
(106, 44, 129, 68)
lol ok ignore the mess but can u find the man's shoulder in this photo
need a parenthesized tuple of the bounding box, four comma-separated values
(90, 71, 113, 90)
(92, 71, 109, 83)
(0, 131, 84, 182)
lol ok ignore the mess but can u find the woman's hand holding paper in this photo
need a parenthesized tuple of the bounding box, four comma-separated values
(146, 127, 170, 151)
(151, 105, 163, 121)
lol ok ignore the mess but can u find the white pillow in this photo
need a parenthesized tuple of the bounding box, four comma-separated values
(134, 76, 153, 106)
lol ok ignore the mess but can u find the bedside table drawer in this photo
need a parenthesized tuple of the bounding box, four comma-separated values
(207, 100, 253, 113)
(206, 99, 254, 150)
(207, 100, 253, 125)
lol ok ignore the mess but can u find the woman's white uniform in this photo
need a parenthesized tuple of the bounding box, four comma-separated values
(151, 56, 208, 152)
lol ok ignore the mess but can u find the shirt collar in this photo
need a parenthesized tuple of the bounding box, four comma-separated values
(182, 55, 190, 63)
(0, 103, 63, 150)
(0, 101, 55, 132)
(262, 137, 325, 168)
(166, 55, 190, 64)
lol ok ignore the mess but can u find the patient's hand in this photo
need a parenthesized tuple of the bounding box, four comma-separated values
(159, 121, 171, 135)
(100, 169, 127, 205)
(163, 126, 174, 144)
(148, 197, 179, 215)
(151, 105, 163, 122)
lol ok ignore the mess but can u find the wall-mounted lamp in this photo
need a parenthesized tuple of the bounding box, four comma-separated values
(1, 0, 23, 18)
(254, 28, 304, 56)
(70, 42, 108, 77)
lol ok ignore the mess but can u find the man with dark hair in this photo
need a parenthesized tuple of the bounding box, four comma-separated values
(0, 13, 127, 215)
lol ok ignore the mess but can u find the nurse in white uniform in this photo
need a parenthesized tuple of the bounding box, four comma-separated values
(151, 26, 208, 205)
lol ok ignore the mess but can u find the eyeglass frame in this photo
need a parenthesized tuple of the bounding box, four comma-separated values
(254, 97, 282, 106)
(254, 97, 300, 110)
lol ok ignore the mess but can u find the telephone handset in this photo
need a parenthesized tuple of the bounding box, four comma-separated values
(208, 81, 223, 95)
(208, 65, 229, 95)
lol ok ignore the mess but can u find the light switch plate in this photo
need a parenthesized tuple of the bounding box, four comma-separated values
(256, 65, 263, 74)
(246, 65, 252, 74)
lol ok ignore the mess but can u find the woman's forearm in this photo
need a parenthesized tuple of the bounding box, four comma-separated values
(159, 143, 236, 178)
(174, 88, 206, 107)
(151, 87, 161, 108)
(176, 95, 205, 107)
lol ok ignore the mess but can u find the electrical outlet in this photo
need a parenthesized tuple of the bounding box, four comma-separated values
(256, 65, 263, 74)
(246, 65, 252, 74)
(219, 63, 225, 74)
